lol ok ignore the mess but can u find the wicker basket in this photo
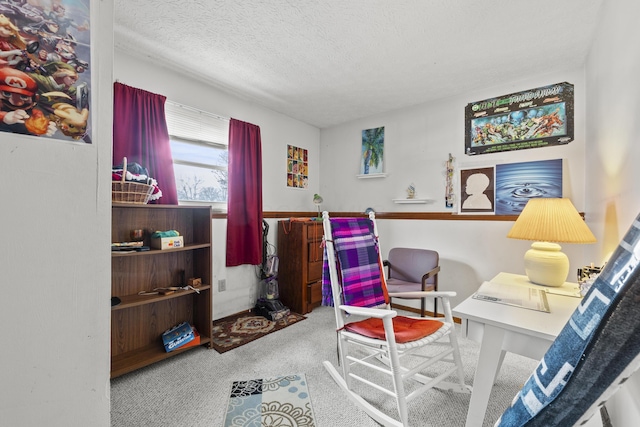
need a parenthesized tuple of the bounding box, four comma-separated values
(112, 157, 154, 204)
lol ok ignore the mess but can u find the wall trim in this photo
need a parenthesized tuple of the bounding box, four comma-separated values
(212, 211, 520, 221)
(211, 211, 585, 221)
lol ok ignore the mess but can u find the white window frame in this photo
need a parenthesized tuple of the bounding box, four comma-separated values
(165, 101, 229, 210)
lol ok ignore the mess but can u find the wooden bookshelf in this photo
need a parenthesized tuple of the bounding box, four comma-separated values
(111, 204, 212, 378)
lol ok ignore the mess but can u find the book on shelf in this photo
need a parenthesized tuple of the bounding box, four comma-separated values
(179, 327, 201, 349)
(162, 321, 195, 352)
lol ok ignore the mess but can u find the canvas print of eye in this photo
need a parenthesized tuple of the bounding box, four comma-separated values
(287, 145, 308, 188)
(495, 159, 562, 215)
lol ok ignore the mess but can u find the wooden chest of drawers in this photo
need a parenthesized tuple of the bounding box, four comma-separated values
(277, 220, 324, 314)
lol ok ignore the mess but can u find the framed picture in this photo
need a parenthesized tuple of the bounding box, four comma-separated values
(465, 82, 574, 156)
(459, 166, 495, 214)
(361, 126, 384, 175)
(495, 158, 563, 215)
(0, 0, 92, 143)
(287, 144, 308, 188)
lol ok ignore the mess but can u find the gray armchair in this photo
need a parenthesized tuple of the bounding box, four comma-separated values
(384, 247, 440, 317)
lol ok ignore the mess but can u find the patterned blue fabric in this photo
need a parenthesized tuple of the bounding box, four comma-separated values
(496, 214, 640, 426)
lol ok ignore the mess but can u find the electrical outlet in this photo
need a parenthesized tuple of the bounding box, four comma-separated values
(218, 279, 226, 292)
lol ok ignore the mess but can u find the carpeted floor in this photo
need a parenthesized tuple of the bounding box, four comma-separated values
(111, 306, 538, 427)
(211, 312, 307, 353)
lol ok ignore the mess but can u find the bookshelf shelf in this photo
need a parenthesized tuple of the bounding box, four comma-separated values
(111, 243, 210, 257)
(110, 337, 212, 379)
(112, 285, 212, 311)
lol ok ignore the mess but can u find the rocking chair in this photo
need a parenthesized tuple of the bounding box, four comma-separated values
(321, 211, 471, 427)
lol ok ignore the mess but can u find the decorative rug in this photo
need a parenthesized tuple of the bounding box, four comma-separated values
(223, 373, 316, 427)
(211, 312, 306, 353)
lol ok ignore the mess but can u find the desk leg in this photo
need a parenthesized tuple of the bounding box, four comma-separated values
(465, 324, 507, 427)
(494, 349, 507, 384)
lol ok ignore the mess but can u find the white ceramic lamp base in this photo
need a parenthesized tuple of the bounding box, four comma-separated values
(523, 241, 569, 287)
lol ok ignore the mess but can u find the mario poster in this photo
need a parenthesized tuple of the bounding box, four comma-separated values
(0, 0, 91, 143)
(465, 82, 574, 155)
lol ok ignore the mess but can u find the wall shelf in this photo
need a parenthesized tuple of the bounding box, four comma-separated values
(357, 173, 387, 179)
(392, 198, 434, 204)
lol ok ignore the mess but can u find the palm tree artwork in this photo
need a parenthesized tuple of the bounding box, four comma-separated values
(361, 126, 385, 174)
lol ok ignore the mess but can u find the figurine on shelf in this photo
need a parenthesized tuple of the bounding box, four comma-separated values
(406, 183, 416, 199)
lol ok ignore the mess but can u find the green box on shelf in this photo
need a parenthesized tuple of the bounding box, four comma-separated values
(151, 235, 184, 250)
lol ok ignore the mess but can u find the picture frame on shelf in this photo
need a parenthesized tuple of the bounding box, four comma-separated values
(360, 126, 385, 176)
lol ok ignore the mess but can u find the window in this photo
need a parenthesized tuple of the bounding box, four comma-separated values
(165, 101, 229, 206)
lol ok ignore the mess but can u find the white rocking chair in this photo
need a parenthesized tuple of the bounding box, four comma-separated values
(321, 211, 471, 427)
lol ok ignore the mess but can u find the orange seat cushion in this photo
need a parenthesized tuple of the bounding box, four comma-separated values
(344, 316, 443, 343)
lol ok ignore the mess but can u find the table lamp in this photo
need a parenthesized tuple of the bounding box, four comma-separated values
(507, 198, 596, 287)
(313, 193, 323, 218)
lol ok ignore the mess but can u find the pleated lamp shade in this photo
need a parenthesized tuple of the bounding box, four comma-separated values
(507, 198, 596, 287)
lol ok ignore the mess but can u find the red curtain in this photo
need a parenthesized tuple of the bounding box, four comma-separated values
(112, 82, 178, 205)
(226, 118, 263, 266)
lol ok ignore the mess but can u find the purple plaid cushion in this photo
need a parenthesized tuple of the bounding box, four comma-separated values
(322, 218, 386, 308)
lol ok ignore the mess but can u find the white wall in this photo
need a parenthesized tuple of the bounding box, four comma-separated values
(585, 0, 640, 262)
(585, 0, 640, 424)
(114, 50, 321, 319)
(320, 69, 588, 309)
(320, 70, 587, 212)
(0, 1, 112, 426)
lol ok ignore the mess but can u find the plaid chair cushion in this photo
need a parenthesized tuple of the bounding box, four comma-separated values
(322, 218, 387, 308)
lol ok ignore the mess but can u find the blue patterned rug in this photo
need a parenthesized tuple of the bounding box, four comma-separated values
(223, 373, 316, 427)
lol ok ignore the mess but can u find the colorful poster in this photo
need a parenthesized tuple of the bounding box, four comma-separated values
(287, 144, 308, 188)
(495, 159, 563, 215)
(465, 83, 573, 155)
(0, 0, 91, 143)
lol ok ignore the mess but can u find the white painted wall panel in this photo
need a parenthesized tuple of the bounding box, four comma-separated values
(0, 1, 112, 426)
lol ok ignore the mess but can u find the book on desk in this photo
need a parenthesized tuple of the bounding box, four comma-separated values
(472, 281, 550, 313)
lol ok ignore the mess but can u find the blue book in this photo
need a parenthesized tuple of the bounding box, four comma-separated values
(162, 322, 194, 352)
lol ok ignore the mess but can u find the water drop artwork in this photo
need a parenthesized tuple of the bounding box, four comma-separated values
(495, 158, 562, 215)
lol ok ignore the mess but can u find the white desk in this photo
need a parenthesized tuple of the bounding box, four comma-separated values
(453, 272, 582, 427)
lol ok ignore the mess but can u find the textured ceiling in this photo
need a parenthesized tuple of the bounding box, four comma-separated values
(113, 0, 604, 129)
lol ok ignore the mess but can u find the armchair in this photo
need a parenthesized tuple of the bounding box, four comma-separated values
(384, 248, 439, 317)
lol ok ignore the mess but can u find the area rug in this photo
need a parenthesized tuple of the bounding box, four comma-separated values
(211, 312, 306, 353)
(223, 373, 316, 427)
